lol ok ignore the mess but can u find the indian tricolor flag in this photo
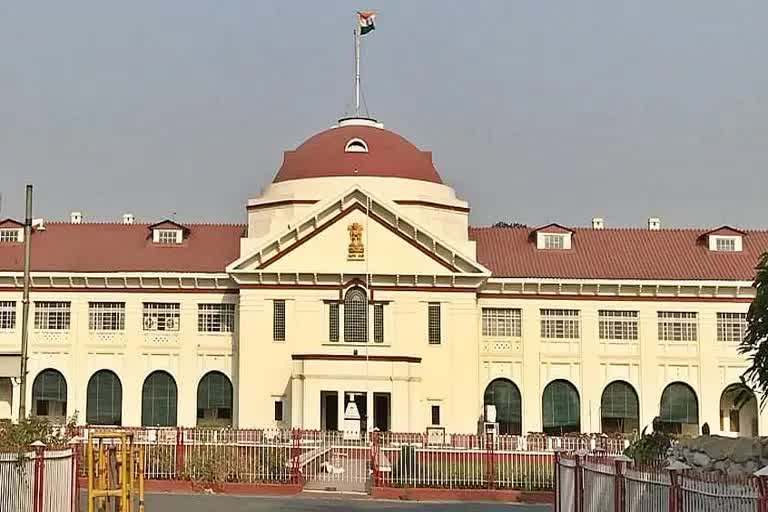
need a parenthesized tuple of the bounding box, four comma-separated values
(357, 11, 376, 35)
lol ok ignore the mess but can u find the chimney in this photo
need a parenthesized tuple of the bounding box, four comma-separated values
(122, 213, 135, 225)
(592, 217, 604, 230)
(32, 218, 45, 231)
(70, 211, 82, 224)
(648, 217, 661, 231)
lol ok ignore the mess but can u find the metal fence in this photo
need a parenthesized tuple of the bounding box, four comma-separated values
(555, 453, 768, 512)
(0, 447, 77, 512)
(75, 426, 630, 491)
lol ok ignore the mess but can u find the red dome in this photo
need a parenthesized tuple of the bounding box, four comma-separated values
(273, 121, 443, 184)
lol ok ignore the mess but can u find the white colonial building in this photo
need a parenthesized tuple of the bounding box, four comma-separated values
(0, 116, 766, 438)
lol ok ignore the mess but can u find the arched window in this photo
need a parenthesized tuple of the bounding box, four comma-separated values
(86, 370, 122, 425)
(542, 380, 580, 435)
(720, 384, 758, 437)
(32, 369, 67, 421)
(483, 378, 522, 435)
(601, 381, 639, 434)
(142, 371, 178, 427)
(659, 382, 699, 435)
(197, 371, 233, 427)
(344, 287, 368, 343)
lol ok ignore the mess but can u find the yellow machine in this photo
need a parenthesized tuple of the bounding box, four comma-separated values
(86, 430, 145, 512)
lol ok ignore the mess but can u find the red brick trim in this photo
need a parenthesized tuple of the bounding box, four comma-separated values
(0, 287, 238, 294)
(477, 293, 753, 303)
(371, 487, 554, 503)
(246, 200, 318, 211)
(394, 200, 471, 213)
(292, 354, 421, 363)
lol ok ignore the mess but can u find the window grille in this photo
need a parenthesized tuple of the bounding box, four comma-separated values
(542, 234, 565, 249)
(34, 302, 71, 330)
(89, 302, 125, 331)
(142, 303, 180, 331)
(428, 303, 441, 344)
(716, 238, 737, 251)
(542, 380, 581, 435)
(0, 301, 16, 330)
(157, 230, 180, 244)
(0, 229, 19, 242)
(198, 303, 235, 333)
(142, 371, 178, 427)
(86, 370, 122, 425)
(344, 288, 368, 343)
(32, 369, 67, 420)
(196, 371, 232, 427)
(540, 309, 580, 339)
(717, 312, 747, 343)
(657, 311, 698, 342)
(598, 310, 639, 341)
(273, 300, 286, 341)
(329, 303, 340, 342)
(373, 304, 384, 343)
(482, 308, 521, 337)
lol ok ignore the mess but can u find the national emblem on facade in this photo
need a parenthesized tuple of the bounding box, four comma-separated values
(347, 222, 365, 260)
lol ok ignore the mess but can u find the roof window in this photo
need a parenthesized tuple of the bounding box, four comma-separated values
(701, 226, 745, 252)
(0, 228, 22, 243)
(533, 223, 573, 250)
(344, 138, 369, 153)
(149, 220, 189, 245)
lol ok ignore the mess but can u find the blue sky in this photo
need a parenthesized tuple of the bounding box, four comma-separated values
(1, 1, 766, 227)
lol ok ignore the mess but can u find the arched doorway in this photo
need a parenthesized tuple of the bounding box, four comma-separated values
(197, 371, 233, 427)
(483, 378, 522, 435)
(32, 369, 67, 422)
(86, 370, 123, 425)
(0, 377, 12, 419)
(542, 380, 580, 435)
(659, 382, 699, 435)
(719, 384, 758, 437)
(601, 381, 639, 434)
(141, 371, 178, 427)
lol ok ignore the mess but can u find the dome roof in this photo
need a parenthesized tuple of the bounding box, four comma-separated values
(273, 118, 443, 184)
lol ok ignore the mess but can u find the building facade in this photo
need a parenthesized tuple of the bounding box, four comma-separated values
(0, 116, 766, 437)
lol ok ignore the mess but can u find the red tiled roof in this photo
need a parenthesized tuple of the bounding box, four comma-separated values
(0, 223, 245, 273)
(273, 125, 443, 184)
(469, 226, 768, 281)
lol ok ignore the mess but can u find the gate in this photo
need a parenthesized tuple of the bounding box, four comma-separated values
(297, 430, 373, 493)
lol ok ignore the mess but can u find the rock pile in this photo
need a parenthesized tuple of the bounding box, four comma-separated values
(669, 435, 768, 477)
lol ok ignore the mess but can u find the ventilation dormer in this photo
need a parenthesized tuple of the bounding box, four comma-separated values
(532, 223, 574, 250)
(701, 226, 746, 252)
(0, 219, 24, 243)
(344, 137, 369, 153)
(148, 220, 189, 245)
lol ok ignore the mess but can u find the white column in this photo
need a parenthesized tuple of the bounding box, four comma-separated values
(11, 380, 20, 422)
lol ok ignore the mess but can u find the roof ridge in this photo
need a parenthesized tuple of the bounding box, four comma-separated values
(44, 221, 247, 227)
(469, 225, 768, 233)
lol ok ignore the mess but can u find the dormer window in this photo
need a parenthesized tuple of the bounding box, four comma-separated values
(149, 220, 189, 245)
(344, 138, 369, 153)
(156, 229, 182, 244)
(702, 226, 745, 252)
(533, 223, 573, 250)
(715, 237, 737, 252)
(0, 219, 24, 243)
(542, 234, 565, 250)
(0, 229, 21, 243)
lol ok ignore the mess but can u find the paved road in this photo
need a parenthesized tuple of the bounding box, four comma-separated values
(83, 493, 553, 511)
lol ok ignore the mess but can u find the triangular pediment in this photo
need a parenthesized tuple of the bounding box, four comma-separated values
(228, 188, 490, 280)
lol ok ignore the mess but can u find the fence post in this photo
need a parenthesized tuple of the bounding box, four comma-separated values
(753, 466, 768, 512)
(553, 451, 561, 512)
(370, 430, 381, 488)
(574, 454, 584, 512)
(613, 455, 631, 512)
(31, 441, 45, 512)
(667, 460, 689, 512)
(175, 427, 185, 479)
(68, 437, 81, 512)
(290, 428, 302, 485)
(485, 432, 496, 489)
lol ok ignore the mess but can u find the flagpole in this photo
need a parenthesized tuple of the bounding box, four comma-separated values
(354, 16, 361, 116)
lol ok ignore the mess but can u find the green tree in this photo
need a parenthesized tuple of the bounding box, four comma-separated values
(740, 253, 768, 404)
